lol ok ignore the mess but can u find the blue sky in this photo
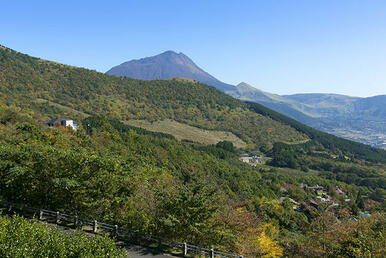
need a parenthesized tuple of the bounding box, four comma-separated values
(1, 0, 386, 97)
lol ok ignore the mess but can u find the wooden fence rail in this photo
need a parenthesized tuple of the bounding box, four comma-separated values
(0, 201, 242, 258)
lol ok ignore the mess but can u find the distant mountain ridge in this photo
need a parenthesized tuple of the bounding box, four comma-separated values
(106, 51, 386, 149)
(231, 82, 386, 148)
(106, 51, 236, 91)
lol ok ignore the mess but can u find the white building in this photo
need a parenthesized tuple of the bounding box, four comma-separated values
(239, 154, 262, 166)
(46, 118, 79, 131)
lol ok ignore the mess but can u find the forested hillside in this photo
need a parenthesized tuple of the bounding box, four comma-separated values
(0, 46, 306, 150)
(0, 103, 385, 256)
(0, 46, 385, 257)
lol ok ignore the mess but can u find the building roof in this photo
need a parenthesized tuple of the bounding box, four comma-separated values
(306, 199, 320, 207)
(45, 118, 75, 124)
(336, 188, 344, 194)
(279, 197, 299, 205)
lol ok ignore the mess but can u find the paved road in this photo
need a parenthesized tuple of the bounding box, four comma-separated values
(123, 244, 170, 258)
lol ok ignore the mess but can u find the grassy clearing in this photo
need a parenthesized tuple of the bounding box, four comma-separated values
(276, 167, 320, 176)
(125, 119, 247, 148)
(282, 139, 310, 145)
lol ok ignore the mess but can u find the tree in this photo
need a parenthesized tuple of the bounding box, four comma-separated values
(155, 181, 222, 246)
(216, 141, 235, 153)
(356, 191, 365, 210)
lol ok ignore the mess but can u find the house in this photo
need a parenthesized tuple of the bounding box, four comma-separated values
(240, 156, 252, 163)
(335, 187, 344, 195)
(306, 184, 324, 191)
(252, 155, 263, 162)
(279, 197, 299, 205)
(239, 154, 262, 166)
(279, 197, 300, 210)
(306, 199, 320, 208)
(320, 197, 331, 202)
(46, 118, 79, 131)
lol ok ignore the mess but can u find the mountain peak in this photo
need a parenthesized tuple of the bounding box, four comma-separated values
(237, 82, 252, 87)
(236, 82, 262, 92)
(160, 50, 183, 56)
(106, 51, 236, 91)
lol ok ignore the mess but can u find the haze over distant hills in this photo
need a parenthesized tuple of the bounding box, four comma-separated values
(107, 51, 386, 149)
(232, 83, 386, 149)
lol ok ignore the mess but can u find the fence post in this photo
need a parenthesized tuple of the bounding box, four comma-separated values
(209, 249, 214, 258)
(93, 220, 98, 233)
(114, 225, 119, 237)
(39, 209, 43, 220)
(56, 211, 60, 224)
(74, 216, 79, 227)
(183, 242, 188, 256)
